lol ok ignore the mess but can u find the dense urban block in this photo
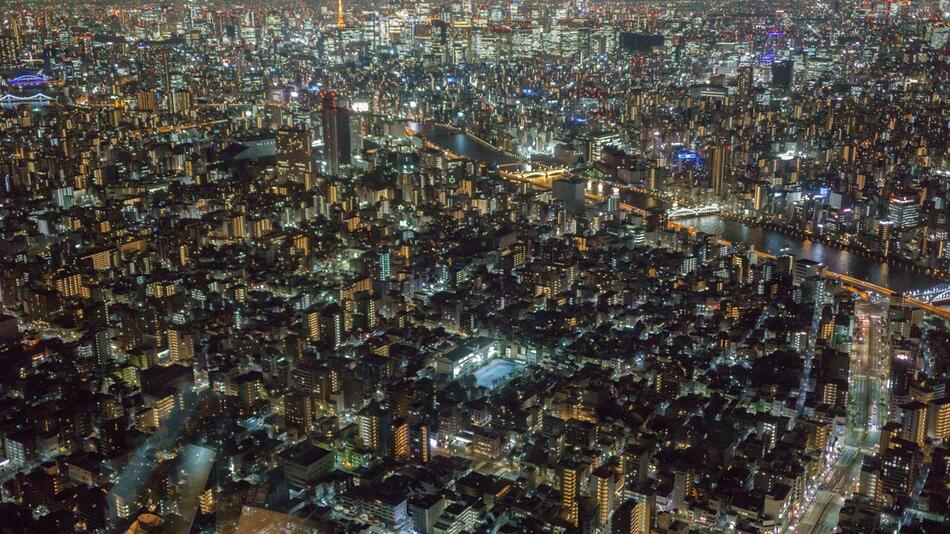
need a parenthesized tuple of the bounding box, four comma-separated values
(1, 1, 950, 533)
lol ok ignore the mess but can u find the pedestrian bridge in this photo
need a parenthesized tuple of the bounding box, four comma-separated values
(667, 203, 722, 219)
(905, 285, 950, 304)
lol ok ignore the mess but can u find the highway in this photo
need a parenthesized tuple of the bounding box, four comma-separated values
(788, 430, 877, 534)
(415, 131, 950, 321)
(826, 272, 950, 320)
(800, 491, 846, 534)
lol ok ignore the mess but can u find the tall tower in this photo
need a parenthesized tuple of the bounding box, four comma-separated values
(337, 0, 345, 28)
(321, 92, 351, 176)
(709, 144, 728, 198)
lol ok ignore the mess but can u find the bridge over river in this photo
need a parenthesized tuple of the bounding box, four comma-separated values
(410, 122, 945, 297)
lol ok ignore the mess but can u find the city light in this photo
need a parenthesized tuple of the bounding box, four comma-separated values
(0, 2, 946, 533)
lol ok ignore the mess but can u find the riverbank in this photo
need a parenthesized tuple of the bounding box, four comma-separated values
(411, 122, 523, 165)
(416, 122, 943, 293)
(717, 211, 949, 284)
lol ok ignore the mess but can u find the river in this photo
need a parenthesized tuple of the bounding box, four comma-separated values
(415, 123, 940, 293)
(687, 215, 937, 291)
(411, 122, 522, 166)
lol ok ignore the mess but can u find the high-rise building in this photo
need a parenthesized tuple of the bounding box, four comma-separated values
(672, 465, 694, 510)
(771, 59, 794, 90)
(879, 220, 894, 256)
(709, 144, 728, 197)
(292, 361, 333, 402)
(851, 302, 888, 432)
(592, 464, 616, 528)
(753, 182, 770, 211)
(553, 177, 586, 215)
(276, 127, 314, 189)
(284, 391, 315, 436)
(358, 403, 393, 457)
(900, 401, 927, 447)
(928, 397, 950, 441)
(393, 417, 410, 460)
(613, 497, 652, 534)
(881, 438, 919, 499)
(90, 329, 113, 365)
(136, 90, 158, 113)
(737, 65, 754, 96)
(560, 460, 580, 527)
(376, 249, 391, 281)
(321, 92, 352, 176)
(888, 194, 919, 229)
(167, 328, 194, 364)
(410, 423, 431, 463)
(0, 33, 16, 69)
(168, 90, 191, 115)
(306, 304, 344, 348)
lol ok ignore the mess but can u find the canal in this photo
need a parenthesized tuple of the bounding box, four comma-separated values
(415, 123, 940, 293)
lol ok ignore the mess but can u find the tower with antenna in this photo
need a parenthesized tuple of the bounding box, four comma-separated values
(337, 0, 345, 28)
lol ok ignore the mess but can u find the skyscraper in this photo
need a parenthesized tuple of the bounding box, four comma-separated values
(321, 92, 352, 176)
(709, 144, 728, 197)
(276, 127, 314, 189)
(888, 193, 919, 229)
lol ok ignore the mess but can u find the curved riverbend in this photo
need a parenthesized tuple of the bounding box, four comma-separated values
(416, 123, 940, 293)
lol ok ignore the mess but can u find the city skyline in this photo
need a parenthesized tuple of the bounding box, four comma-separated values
(0, 1, 949, 533)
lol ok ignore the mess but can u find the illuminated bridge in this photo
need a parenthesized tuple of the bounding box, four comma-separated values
(667, 203, 722, 219)
(905, 285, 950, 304)
(415, 123, 950, 321)
(0, 93, 53, 104)
(6, 73, 51, 86)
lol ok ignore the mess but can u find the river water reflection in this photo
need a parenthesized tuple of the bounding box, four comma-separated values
(416, 123, 940, 293)
(687, 215, 937, 292)
(412, 122, 521, 165)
